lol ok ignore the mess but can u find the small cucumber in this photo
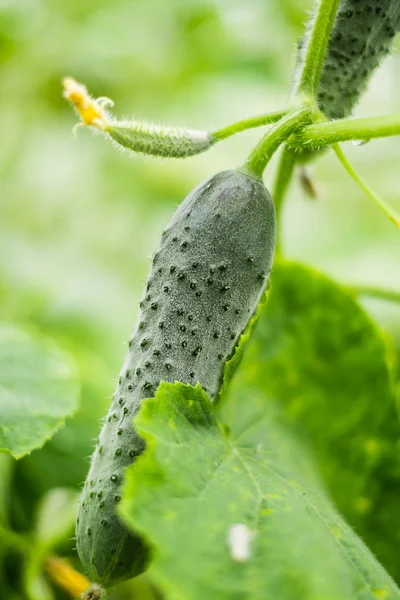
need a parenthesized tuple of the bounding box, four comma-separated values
(76, 169, 276, 587)
(317, 0, 400, 119)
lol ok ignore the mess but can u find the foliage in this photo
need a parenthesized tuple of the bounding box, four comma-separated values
(223, 261, 400, 580)
(0, 326, 79, 459)
(121, 381, 400, 600)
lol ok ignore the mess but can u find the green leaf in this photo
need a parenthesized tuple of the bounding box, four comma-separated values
(224, 261, 400, 580)
(120, 382, 400, 600)
(0, 326, 80, 459)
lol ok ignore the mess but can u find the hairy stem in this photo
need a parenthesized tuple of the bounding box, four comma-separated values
(347, 285, 400, 305)
(295, 0, 341, 97)
(242, 106, 312, 179)
(211, 109, 288, 141)
(292, 113, 400, 148)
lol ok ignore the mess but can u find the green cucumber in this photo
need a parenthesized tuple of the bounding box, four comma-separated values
(76, 169, 276, 587)
(317, 0, 400, 119)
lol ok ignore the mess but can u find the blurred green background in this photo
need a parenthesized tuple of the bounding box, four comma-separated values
(1, 0, 399, 598)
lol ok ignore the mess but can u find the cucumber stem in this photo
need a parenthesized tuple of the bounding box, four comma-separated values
(291, 113, 400, 148)
(347, 286, 400, 306)
(294, 0, 341, 98)
(241, 106, 312, 180)
(210, 109, 288, 141)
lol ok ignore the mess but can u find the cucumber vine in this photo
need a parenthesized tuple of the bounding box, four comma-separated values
(61, 0, 400, 597)
(5, 2, 400, 600)
(63, 2, 400, 234)
(3, 0, 400, 598)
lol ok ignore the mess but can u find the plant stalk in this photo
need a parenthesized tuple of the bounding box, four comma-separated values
(242, 106, 312, 179)
(291, 113, 400, 148)
(347, 286, 400, 305)
(294, 0, 340, 97)
(210, 109, 288, 142)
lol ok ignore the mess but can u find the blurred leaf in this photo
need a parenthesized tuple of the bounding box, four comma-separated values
(111, 574, 162, 600)
(0, 326, 80, 459)
(24, 554, 55, 600)
(18, 337, 115, 503)
(224, 261, 400, 579)
(0, 454, 13, 525)
(35, 488, 79, 550)
(121, 382, 400, 600)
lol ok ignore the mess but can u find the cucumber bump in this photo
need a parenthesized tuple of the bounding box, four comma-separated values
(318, 0, 400, 119)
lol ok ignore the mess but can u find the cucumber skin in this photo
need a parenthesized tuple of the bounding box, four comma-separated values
(317, 0, 400, 119)
(76, 170, 276, 587)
